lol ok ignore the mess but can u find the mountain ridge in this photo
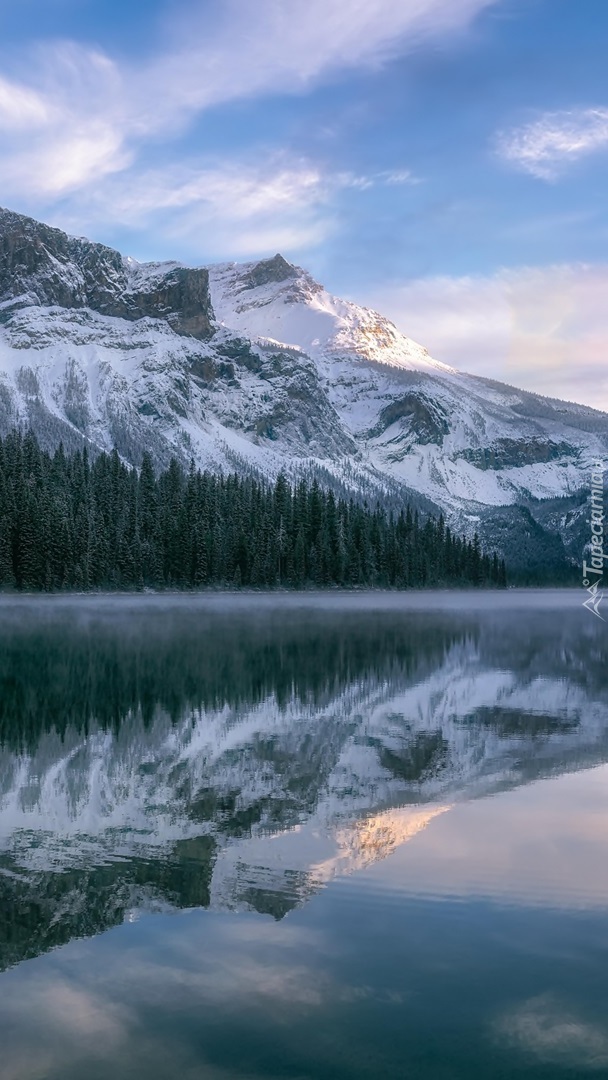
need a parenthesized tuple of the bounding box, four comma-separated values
(1, 206, 605, 573)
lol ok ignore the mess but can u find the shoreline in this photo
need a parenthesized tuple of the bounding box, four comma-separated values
(0, 586, 585, 612)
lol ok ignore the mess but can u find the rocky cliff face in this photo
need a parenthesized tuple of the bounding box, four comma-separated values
(0, 208, 213, 338)
(0, 205, 606, 572)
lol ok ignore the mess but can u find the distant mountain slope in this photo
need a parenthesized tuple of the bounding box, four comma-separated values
(1, 206, 605, 572)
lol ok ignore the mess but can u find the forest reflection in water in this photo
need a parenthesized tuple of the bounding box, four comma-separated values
(0, 592, 607, 1080)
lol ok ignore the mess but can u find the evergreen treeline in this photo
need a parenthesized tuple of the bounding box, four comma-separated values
(0, 613, 468, 751)
(0, 430, 506, 591)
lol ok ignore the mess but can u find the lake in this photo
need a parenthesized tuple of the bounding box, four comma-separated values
(0, 591, 607, 1079)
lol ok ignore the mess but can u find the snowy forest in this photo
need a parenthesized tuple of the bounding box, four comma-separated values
(0, 431, 506, 591)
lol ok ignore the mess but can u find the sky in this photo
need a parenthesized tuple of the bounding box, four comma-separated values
(0, 0, 607, 408)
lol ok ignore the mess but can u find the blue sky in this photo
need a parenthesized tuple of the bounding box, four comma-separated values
(0, 0, 607, 406)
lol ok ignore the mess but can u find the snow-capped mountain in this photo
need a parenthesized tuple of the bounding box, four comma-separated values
(1, 206, 606, 570)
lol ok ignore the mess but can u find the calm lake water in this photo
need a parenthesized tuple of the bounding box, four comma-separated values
(0, 591, 607, 1080)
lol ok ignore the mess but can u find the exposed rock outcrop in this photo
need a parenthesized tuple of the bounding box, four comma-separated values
(0, 208, 213, 339)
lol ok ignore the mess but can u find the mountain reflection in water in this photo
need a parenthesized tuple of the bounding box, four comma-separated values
(0, 592, 606, 975)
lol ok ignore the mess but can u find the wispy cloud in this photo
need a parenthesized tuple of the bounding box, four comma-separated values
(142, 0, 500, 128)
(0, 0, 498, 207)
(380, 169, 419, 185)
(44, 156, 418, 259)
(88, 157, 336, 257)
(0, 74, 55, 131)
(366, 263, 608, 410)
(0, 45, 129, 195)
(495, 994, 608, 1068)
(496, 107, 608, 179)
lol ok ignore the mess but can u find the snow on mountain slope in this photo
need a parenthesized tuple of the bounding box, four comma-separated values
(1, 207, 607, 566)
(209, 255, 608, 513)
(209, 255, 453, 374)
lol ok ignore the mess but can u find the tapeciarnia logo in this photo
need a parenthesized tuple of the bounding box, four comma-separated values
(582, 461, 606, 620)
(582, 579, 604, 620)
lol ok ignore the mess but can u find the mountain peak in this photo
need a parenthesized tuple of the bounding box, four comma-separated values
(207, 256, 453, 376)
(244, 254, 298, 289)
(0, 205, 606, 577)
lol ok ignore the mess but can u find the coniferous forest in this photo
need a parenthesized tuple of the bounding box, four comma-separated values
(0, 430, 506, 591)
